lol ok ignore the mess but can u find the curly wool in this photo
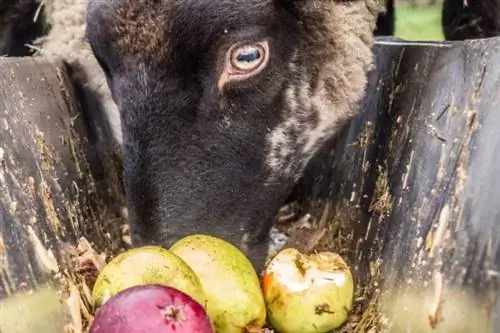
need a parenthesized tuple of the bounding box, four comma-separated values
(34, 0, 122, 154)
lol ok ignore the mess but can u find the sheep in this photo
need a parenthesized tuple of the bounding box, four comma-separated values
(82, 0, 381, 270)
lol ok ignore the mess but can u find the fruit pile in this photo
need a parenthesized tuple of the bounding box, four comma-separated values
(87, 234, 354, 333)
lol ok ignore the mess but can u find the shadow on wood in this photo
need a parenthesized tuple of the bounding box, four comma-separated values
(0, 36, 499, 332)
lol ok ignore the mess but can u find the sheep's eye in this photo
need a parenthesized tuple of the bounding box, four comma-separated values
(230, 44, 266, 72)
(218, 40, 269, 89)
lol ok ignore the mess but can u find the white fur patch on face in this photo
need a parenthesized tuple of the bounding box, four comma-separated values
(263, 0, 378, 182)
(265, 63, 347, 180)
(136, 61, 151, 93)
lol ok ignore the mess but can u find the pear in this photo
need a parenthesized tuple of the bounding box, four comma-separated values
(169, 234, 266, 333)
(92, 246, 206, 310)
(262, 248, 354, 333)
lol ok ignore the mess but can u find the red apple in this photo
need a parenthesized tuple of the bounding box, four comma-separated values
(89, 284, 214, 333)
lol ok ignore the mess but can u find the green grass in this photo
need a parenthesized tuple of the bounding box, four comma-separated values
(395, 4, 445, 41)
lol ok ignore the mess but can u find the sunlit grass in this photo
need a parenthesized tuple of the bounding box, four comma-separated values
(395, 3, 445, 41)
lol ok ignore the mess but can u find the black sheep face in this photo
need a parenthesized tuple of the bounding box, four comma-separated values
(85, 0, 378, 269)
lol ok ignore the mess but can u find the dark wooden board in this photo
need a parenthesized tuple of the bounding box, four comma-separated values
(290, 36, 500, 332)
(0, 56, 127, 332)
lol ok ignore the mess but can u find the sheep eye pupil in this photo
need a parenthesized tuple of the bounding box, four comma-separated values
(229, 44, 266, 72)
(237, 49, 261, 63)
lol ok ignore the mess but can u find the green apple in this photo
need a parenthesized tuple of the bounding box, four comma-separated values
(262, 248, 354, 333)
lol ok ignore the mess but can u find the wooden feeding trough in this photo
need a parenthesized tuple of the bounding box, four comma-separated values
(0, 36, 499, 332)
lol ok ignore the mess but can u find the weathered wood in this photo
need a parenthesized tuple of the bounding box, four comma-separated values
(288, 36, 500, 332)
(0, 56, 127, 332)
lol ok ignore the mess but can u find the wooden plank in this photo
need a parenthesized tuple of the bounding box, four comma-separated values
(0, 56, 127, 332)
(288, 36, 500, 332)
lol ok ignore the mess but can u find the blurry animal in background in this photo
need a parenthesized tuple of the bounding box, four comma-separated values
(442, 0, 500, 40)
(372, 0, 500, 39)
(0, 0, 45, 56)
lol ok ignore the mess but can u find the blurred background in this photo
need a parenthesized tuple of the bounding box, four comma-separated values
(395, 0, 444, 40)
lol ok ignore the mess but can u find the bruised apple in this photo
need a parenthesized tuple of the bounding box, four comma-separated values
(170, 234, 266, 333)
(92, 246, 206, 309)
(89, 284, 214, 333)
(262, 248, 354, 333)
